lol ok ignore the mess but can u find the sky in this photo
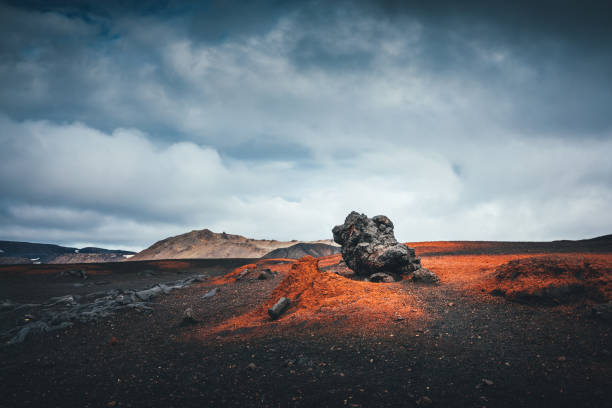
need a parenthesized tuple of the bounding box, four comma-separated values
(1, 0, 611, 251)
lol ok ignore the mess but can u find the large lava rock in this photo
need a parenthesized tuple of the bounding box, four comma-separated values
(332, 211, 439, 283)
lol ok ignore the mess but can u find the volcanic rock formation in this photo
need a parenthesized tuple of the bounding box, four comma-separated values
(332, 211, 439, 283)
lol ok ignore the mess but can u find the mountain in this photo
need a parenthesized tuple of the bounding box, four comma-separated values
(261, 242, 341, 259)
(130, 229, 337, 260)
(0, 240, 135, 264)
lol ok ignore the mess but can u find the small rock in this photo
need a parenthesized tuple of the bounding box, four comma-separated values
(557, 356, 566, 362)
(247, 362, 256, 370)
(236, 269, 250, 281)
(411, 268, 440, 284)
(202, 288, 219, 299)
(109, 337, 118, 346)
(369, 273, 395, 283)
(482, 378, 494, 386)
(257, 269, 275, 280)
(416, 396, 432, 406)
(181, 308, 199, 325)
(268, 297, 290, 320)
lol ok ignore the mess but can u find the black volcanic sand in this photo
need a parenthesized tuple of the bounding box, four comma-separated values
(0, 259, 256, 304)
(1, 251, 611, 407)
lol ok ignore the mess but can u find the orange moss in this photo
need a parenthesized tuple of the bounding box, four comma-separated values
(418, 252, 612, 301)
(482, 255, 612, 302)
(208, 258, 295, 285)
(420, 253, 546, 286)
(316, 253, 343, 268)
(205, 256, 423, 338)
(408, 241, 499, 255)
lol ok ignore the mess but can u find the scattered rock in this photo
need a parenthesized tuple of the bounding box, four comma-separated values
(482, 378, 494, 386)
(258, 269, 275, 280)
(46, 294, 79, 306)
(2, 274, 207, 345)
(181, 308, 199, 325)
(332, 212, 438, 282)
(369, 272, 395, 283)
(268, 297, 290, 320)
(416, 396, 432, 406)
(236, 269, 251, 281)
(411, 268, 440, 284)
(135, 286, 163, 301)
(247, 362, 256, 370)
(202, 288, 219, 299)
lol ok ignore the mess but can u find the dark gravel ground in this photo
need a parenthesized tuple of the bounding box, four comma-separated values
(0, 256, 611, 408)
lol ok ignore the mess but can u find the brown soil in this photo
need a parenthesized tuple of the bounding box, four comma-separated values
(1, 241, 611, 407)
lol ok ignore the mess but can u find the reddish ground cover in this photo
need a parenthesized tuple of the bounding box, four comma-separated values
(199, 243, 612, 340)
(208, 258, 295, 285)
(419, 252, 612, 302)
(205, 256, 423, 337)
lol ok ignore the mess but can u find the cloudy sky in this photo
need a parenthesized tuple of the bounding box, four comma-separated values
(1, 0, 611, 250)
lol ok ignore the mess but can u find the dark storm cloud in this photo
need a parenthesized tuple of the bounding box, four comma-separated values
(0, 0, 611, 248)
(2, 0, 611, 136)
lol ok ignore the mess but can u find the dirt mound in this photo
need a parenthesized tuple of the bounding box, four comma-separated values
(209, 256, 422, 337)
(487, 256, 611, 304)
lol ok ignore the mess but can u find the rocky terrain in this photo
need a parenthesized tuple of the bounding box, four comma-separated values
(0, 240, 135, 264)
(130, 228, 336, 260)
(0, 233, 611, 407)
(261, 242, 340, 259)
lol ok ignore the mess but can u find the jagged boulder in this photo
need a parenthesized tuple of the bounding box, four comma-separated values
(332, 211, 438, 283)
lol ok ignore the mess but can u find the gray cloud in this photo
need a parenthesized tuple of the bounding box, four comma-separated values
(0, 0, 611, 249)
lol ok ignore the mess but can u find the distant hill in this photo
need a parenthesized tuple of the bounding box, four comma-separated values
(261, 242, 340, 259)
(0, 240, 135, 264)
(579, 234, 612, 242)
(130, 229, 337, 260)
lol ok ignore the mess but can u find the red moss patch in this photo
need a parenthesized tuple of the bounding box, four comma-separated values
(205, 256, 422, 338)
(484, 255, 611, 304)
(208, 259, 295, 285)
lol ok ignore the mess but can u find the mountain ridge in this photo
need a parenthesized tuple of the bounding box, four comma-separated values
(0, 240, 135, 264)
(130, 228, 338, 260)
